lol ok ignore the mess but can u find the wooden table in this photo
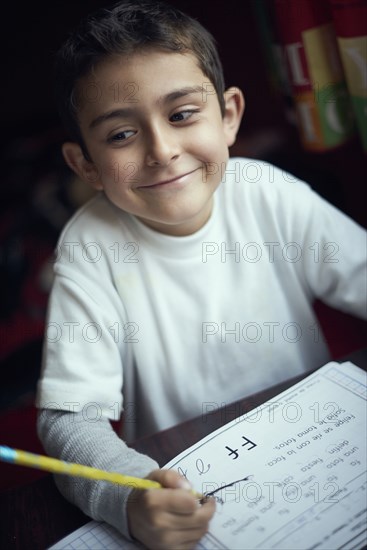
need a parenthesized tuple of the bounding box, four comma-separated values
(1, 350, 366, 549)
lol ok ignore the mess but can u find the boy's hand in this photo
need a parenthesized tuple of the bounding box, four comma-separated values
(127, 469, 216, 550)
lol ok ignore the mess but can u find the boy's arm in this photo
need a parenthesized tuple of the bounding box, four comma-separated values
(300, 193, 367, 320)
(37, 408, 158, 540)
(38, 409, 216, 547)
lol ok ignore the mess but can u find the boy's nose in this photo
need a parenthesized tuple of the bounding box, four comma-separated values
(144, 126, 180, 166)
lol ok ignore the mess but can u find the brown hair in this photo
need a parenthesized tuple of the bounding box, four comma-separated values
(54, 0, 226, 155)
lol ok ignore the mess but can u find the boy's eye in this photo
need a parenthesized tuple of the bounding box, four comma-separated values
(170, 109, 199, 122)
(109, 130, 135, 142)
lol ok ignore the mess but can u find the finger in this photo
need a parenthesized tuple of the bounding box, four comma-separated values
(147, 469, 199, 515)
(145, 485, 198, 515)
(156, 495, 216, 531)
(146, 482, 216, 521)
(149, 468, 192, 490)
(171, 494, 216, 528)
(198, 494, 216, 515)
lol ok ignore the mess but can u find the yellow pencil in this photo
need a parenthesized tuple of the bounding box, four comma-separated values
(0, 445, 202, 497)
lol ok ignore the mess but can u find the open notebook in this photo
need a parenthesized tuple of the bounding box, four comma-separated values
(49, 361, 367, 549)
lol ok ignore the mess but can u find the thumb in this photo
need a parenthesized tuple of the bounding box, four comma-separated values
(148, 468, 192, 490)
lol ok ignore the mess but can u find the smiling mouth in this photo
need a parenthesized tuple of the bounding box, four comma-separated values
(139, 168, 199, 189)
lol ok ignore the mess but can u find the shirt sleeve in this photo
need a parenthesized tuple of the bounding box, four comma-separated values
(290, 184, 367, 319)
(36, 266, 127, 418)
(246, 160, 367, 320)
(37, 409, 159, 539)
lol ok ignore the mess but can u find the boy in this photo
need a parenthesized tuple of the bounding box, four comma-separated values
(36, 1, 366, 548)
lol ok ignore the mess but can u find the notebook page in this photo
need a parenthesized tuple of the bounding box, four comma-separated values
(165, 361, 367, 549)
(48, 520, 140, 549)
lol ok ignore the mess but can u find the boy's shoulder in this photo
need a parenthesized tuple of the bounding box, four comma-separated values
(223, 156, 313, 208)
(57, 192, 128, 245)
(225, 157, 308, 189)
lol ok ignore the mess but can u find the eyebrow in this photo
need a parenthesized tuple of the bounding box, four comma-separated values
(89, 107, 135, 129)
(89, 85, 206, 130)
(163, 85, 206, 103)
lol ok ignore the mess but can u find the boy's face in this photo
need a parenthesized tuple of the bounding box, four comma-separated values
(64, 50, 243, 236)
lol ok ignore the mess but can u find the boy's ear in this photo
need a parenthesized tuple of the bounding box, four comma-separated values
(222, 87, 245, 147)
(62, 142, 103, 190)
